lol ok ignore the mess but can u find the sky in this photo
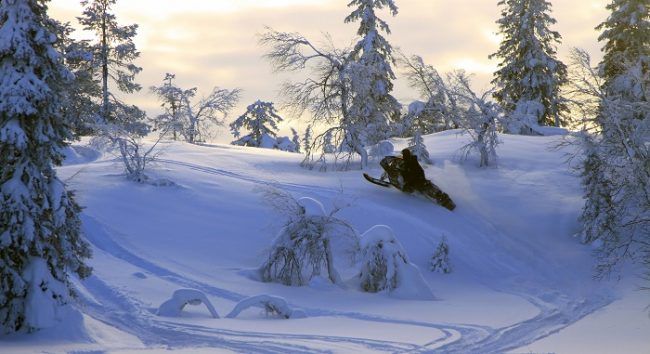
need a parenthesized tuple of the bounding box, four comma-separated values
(49, 0, 610, 141)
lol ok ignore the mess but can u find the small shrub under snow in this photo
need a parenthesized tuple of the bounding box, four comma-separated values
(258, 188, 359, 286)
(358, 225, 435, 300)
(157, 288, 219, 318)
(430, 236, 452, 274)
(226, 295, 306, 319)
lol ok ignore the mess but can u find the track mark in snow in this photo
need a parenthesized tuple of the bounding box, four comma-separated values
(79, 159, 617, 353)
(155, 158, 342, 195)
(82, 216, 436, 353)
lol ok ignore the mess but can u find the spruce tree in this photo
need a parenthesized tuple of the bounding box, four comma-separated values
(490, 0, 568, 129)
(596, 0, 650, 97)
(345, 0, 402, 145)
(577, 135, 617, 245)
(0, 0, 92, 333)
(576, 0, 649, 278)
(290, 128, 301, 154)
(230, 100, 283, 148)
(408, 130, 432, 165)
(78, 0, 142, 123)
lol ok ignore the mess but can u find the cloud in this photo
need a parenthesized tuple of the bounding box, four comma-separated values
(49, 0, 610, 142)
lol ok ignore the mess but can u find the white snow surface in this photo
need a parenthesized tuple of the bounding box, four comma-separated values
(2, 130, 648, 353)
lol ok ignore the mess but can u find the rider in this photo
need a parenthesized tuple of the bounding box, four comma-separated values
(400, 148, 426, 193)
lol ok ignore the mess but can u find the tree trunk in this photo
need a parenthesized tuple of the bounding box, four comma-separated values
(101, 4, 109, 122)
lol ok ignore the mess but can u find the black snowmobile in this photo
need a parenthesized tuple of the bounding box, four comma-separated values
(364, 155, 456, 211)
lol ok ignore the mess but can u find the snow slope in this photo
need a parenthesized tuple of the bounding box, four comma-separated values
(1, 131, 648, 353)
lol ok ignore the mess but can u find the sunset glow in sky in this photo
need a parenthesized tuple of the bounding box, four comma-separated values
(49, 0, 610, 140)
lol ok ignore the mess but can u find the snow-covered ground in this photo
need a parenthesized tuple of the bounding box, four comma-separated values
(1, 131, 648, 353)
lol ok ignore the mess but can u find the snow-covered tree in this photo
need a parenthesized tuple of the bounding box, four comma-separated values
(150, 73, 195, 140)
(579, 0, 649, 279)
(430, 237, 452, 274)
(78, 0, 142, 123)
(400, 54, 458, 134)
(183, 87, 240, 144)
(258, 189, 359, 286)
(449, 72, 502, 167)
(575, 133, 617, 245)
(151, 74, 239, 144)
(260, 29, 369, 169)
(358, 225, 434, 299)
(302, 125, 313, 155)
(230, 100, 283, 148)
(290, 128, 301, 153)
(345, 0, 402, 145)
(0, 0, 92, 333)
(408, 130, 431, 165)
(54, 21, 100, 136)
(261, 0, 402, 170)
(358, 226, 408, 293)
(567, 46, 649, 280)
(490, 0, 568, 130)
(596, 0, 650, 97)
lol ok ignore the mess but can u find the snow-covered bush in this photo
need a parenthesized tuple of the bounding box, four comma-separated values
(448, 72, 502, 167)
(358, 226, 434, 300)
(504, 100, 545, 135)
(430, 237, 452, 274)
(226, 295, 306, 319)
(150, 74, 240, 144)
(157, 289, 219, 318)
(369, 140, 395, 160)
(258, 188, 359, 286)
(91, 112, 163, 183)
(409, 130, 432, 165)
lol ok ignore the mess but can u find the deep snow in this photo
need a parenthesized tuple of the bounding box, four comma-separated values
(1, 130, 648, 353)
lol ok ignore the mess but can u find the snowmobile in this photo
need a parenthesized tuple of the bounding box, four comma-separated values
(364, 156, 456, 211)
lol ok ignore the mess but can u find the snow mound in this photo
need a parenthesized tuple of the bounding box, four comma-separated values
(359, 225, 396, 249)
(298, 197, 327, 216)
(226, 295, 306, 319)
(23, 258, 69, 330)
(156, 288, 219, 318)
(297, 196, 326, 216)
(359, 226, 435, 301)
(61, 145, 101, 165)
(369, 140, 395, 159)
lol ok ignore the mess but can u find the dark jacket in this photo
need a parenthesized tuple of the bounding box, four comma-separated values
(402, 154, 426, 191)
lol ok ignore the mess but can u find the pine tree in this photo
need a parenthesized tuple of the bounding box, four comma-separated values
(0, 0, 92, 333)
(576, 134, 617, 244)
(230, 100, 283, 148)
(78, 0, 142, 123)
(290, 128, 301, 154)
(54, 21, 101, 136)
(408, 130, 432, 165)
(596, 0, 650, 98)
(345, 0, 402, 145)
(150, 73, 196, 140)
(490, 0, 568, 129)
(430, 237, 452, 274)
(572, 1, 649, 279)
(302, 124, 313, 154)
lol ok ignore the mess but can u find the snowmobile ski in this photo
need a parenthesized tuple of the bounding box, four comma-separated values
(363, 173, 391, 187)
